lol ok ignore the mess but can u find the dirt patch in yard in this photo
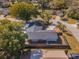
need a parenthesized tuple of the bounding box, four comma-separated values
(63, 27, 79, 54)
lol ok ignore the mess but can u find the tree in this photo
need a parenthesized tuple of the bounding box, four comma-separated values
(38, 0, 50, 9)
(66, 0, 79, 8)
(51, 0, 67, 9)
(65, 0, 79, 19)
(40, 10, 52, 26)
(68, 8, 79, 19)
(9, 2, 40, 21)
(0, 19, 28, 59)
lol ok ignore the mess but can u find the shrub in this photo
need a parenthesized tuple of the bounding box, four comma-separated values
(40, 10, 52, 26)
(9, 2, 39, 21)
(68, 9, 79, 19)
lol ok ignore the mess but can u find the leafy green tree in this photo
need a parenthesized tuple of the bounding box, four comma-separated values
(9, 2, 40, 21)
(0, 19, 27, 59)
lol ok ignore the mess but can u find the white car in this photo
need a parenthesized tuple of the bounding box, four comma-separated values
(30, 49, 42, 59)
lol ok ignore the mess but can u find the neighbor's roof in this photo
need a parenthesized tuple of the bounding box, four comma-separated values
(41, 50, 68, 59)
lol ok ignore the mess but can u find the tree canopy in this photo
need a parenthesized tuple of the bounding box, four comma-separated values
(0, 19, 27, 59)
(52, 0, 67, 9)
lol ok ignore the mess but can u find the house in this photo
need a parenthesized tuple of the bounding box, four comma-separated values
(30, 49, 68, 59)
(41, 50, 68, 59)
(0, 0, 12, 3)
(0, 0, 12, 7)
(27, 29, 59, 44)
(27, 30, 58, 41)
(26, 19, 61, 44)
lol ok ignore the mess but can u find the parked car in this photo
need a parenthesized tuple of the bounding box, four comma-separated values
(30, 49, 42, 59)
(68, 54, 79, 59)
(77, 24, 79, 29)
(0, 8, 8, 17)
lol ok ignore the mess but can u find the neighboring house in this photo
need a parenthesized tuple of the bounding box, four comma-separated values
(0, 0, 12, 3)
(26, 19, 60, 44)
(41, 50, 68, 59)
(0, 0, 12, 7)
(26, 22, 59, 43)
(30, 49, 68, 59)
